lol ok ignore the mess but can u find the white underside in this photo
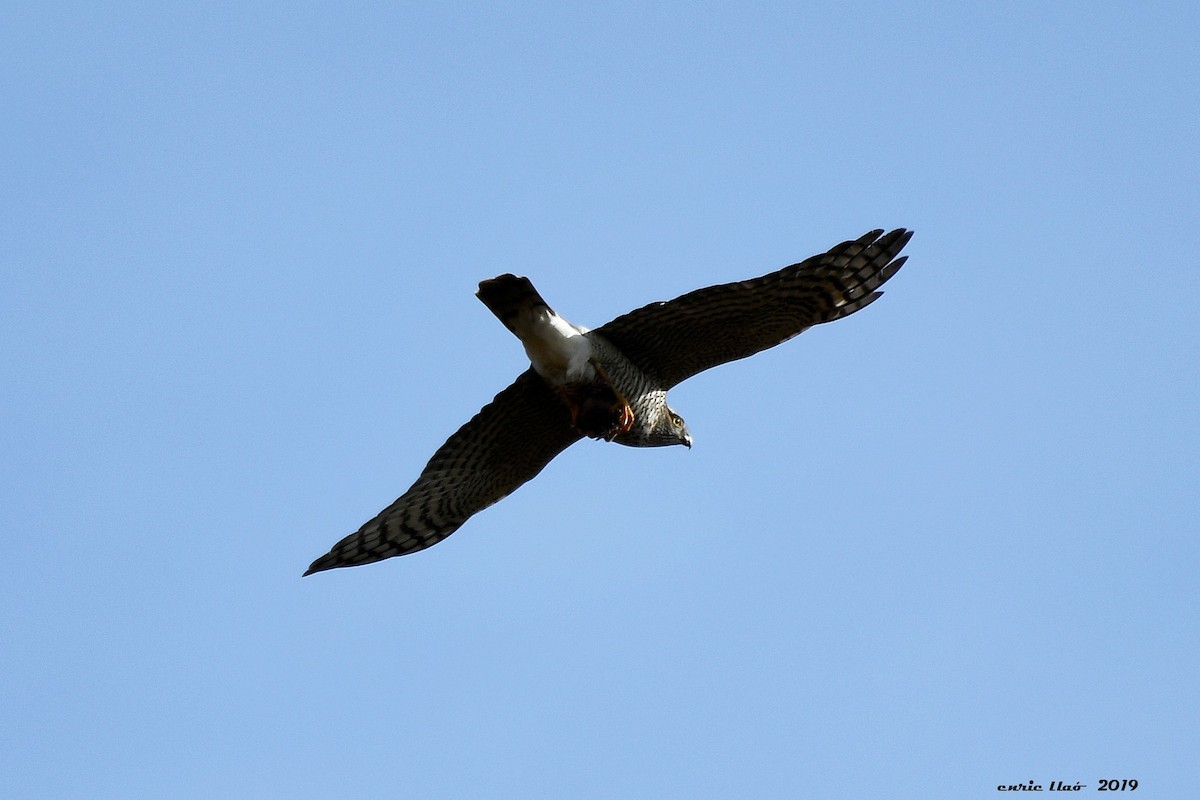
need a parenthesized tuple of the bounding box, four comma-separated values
(513, 308, 594, 385)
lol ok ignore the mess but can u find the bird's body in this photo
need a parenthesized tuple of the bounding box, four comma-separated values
(305, 228, 912, 575)
(475, 274, 677, 446)
(478, 273, 595, 383)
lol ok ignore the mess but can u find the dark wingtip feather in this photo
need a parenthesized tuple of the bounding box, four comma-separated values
(890, 228, 914, 249)
(302, 551, 342, 576)
(881, 255, 908, 282)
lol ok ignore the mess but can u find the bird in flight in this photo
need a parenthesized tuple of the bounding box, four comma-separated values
(305, 228, 912, 575)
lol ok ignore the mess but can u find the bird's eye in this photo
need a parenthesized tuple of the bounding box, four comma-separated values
(669, 412, 682, 427)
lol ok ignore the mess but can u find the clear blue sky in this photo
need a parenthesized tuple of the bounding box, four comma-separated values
(3, 3, 1197, 797)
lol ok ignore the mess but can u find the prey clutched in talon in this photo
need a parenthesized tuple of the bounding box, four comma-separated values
(562, 380, 635, 441)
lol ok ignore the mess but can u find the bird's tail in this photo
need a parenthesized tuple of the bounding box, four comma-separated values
(476, 274, 551, 335)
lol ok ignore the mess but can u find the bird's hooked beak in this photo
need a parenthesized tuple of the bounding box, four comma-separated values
(682, 431, 692, 449)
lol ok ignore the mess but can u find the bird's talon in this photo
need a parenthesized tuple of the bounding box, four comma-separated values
(616, 403, 634, 434)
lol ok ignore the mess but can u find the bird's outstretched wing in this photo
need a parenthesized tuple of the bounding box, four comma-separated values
(304, 369, 581, 575)
(594, 229, 912, 388)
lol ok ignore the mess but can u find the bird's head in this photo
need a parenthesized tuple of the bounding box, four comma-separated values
(642, 405, 692, 449)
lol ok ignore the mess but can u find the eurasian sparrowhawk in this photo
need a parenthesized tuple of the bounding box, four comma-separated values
(305, 228, 912, 575)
